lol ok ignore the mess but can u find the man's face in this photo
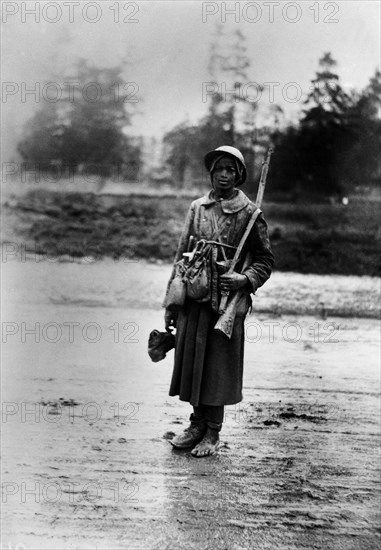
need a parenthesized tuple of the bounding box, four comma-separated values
(212, 157, 237, 195)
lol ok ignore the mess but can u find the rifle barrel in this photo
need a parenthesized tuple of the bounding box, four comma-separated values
(256, 148, 273, 208)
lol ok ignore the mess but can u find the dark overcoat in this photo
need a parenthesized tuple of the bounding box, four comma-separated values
(163, 189, 274, 407)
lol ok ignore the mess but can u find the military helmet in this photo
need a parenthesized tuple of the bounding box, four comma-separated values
(204, 145, 247, 184)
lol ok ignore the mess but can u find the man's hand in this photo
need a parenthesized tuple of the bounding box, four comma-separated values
(220, 272, 248, 292)
(164, 308, 177, 331)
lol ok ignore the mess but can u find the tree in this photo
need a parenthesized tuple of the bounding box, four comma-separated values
(270, 53, 357, 197)
(270, 56, 381, 198)
(163, 27, 261, 190)
(300, 52, 356, 194)
(18, 60, 140, 178)
(303, 52, 352, 124)
(340, 69, 381, 188)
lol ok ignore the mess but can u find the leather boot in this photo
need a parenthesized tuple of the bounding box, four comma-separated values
(170, 414, 206, 449)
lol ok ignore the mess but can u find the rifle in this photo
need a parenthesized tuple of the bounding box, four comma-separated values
(214, 147, 273, 339)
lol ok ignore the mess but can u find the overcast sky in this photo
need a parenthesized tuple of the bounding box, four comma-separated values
(1, 0, 380, 158)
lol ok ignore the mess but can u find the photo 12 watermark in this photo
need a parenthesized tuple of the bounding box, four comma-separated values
(0, 543, 27, 550)
(223, 399, 349, 423)
(2, 400, 140, 424)
(2, 161, 141, 186)
(244, 319, 340, 344)
(199, 479, 273, 505)
(1, 241, 140, 264)
(202, 80, 342, 105)
(2, 480, 139, 504)
(1, 2, 140, 24)
(1, 81, 139, 104)
(2, 320, 140, 344)
(201, 2, 340, 24)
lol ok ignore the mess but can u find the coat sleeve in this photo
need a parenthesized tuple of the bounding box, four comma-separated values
(171, 201, 196, 265)
(162, 202, 196, 308)
(241, 212, 274, 293)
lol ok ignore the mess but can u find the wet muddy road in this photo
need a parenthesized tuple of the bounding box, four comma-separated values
(2, 260, 380, 549)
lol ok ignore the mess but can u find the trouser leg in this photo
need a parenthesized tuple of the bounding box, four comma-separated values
(191, 405, 205, 423)
(170, 406, 206, 449)
(193, 404, 224, 432)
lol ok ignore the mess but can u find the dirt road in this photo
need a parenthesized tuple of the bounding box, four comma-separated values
(2, 259, 380, 549)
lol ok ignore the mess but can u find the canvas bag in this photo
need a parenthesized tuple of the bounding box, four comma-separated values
(185, 213, 231, 301)
(184, 239, 212, 301)
(164, 214, 230, 309)
(164, 260, 187, 311)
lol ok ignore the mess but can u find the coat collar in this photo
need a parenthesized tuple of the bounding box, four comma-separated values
(201, 189, 251, 213)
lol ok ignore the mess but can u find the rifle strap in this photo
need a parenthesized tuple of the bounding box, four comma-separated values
(228, 208, 262, 274)
(210, 210, 231, 241)
(210, 209, 229, 263)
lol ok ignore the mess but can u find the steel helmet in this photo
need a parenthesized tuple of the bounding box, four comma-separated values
(204, 145, 247, 185)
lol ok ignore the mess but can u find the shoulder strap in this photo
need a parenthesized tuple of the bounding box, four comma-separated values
(210, 209, 229, 262)
(210, 209, 230, 241)
(227, 208, 262, 274)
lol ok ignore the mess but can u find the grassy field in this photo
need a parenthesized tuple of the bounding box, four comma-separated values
(2, 189, 380, 276)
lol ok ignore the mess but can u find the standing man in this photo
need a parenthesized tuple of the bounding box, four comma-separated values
(164, 146, 274, 457)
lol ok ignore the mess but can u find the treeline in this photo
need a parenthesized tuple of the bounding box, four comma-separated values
(17, 47, 381, 200)
(162, 52, 381, 199)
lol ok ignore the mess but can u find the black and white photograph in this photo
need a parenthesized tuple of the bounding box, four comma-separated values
(1, 1, 380, 548)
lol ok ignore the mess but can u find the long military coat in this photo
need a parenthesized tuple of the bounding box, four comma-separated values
(164, 189, 274, 407)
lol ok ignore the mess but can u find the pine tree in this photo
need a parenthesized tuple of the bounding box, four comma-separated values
(303, 52, 352, 125)
(270, 55, 380, 197)
(298, 52, 354, 194)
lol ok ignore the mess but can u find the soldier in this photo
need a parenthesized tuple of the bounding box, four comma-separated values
(164, 146, 274, 457)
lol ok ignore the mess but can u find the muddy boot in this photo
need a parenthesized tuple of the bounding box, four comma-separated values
(170, 414, 206, 449)
(191, 427, 220, 457)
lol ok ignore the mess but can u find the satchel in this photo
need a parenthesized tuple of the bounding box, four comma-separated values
(164, 261, 187, 311)
(185, 240, 211, 301)
(165, 214, 231, 308)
